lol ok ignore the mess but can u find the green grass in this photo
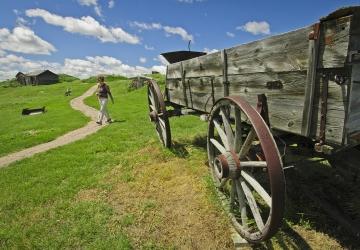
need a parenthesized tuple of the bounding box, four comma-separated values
(0, 76, 212, 249)
(0, 75, 352, 249)
(0, 80, 91, 156)
(59, 74, 79, 82)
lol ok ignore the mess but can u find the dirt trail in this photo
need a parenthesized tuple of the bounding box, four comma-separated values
(0, 84, 106, 168)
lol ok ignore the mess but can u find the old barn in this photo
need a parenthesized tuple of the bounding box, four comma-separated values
(16, 70, 59, 85)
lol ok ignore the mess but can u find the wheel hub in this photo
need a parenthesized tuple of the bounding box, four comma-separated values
(149, 110, 158, 122)
(214, 151, 241, 179)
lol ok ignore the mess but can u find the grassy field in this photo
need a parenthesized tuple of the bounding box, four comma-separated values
(0, 76, 358, 249)
(0, 81, 91, 157)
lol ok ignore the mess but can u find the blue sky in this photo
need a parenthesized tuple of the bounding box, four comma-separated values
(0, 0, 359, 80)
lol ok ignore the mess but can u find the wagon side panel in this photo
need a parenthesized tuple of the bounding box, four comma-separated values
(225, 27, 312, 135)
(311, 15, 352, 145)
(347, 64, 360, 144)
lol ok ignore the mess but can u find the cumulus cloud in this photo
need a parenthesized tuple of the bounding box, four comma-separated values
(226, 32, 235, 38)
(78, 0, 102, 17)
(144, 45, 154, 50)
(163, 26, 193, 41)
(131, 21, 193, 42)
(139, 57, 147, 64)
(0, 26, 56, 55)
(0, 53, 166, 81)
(237, 21, 270, 35)
(26, 8, 139, 44)
(130, 21, 162, 30)
(153, 55, 169, 66)
(0, 53, 60, 80)
(203, 48, 219, 54)
(108, 0, 115, 8)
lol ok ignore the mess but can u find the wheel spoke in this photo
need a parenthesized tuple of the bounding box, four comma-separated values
(239, 129, 256, 158)
(158, 117, 166, 129)
(210, 138, 226, 154)
(230, 180, 236, 210)
(155, 123, 163, 144)
(240, 179, 265, 231)
(241, 171, 271, 207)
(241, 161, 267, 168)
(235, 179, 248, 228)
(149, 89, 156, 107)
(213, 120, 230, 150)
(220, 107, 234, 148)
(149, 104, 156, 111)
(234, 108, 243, 152)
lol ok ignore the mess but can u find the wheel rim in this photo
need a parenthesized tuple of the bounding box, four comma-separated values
(207, 96, 285, 243)
(147, 80, 171, 148)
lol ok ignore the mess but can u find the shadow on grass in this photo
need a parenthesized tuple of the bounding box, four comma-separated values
(282, 137, 360, 248)
(170, 141, 189, 158)
(111, 119, 126, 123)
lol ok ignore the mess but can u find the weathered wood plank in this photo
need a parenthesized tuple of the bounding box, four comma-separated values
(318, 15, 351, 69)
(226, 27, 312, 74)
(311, 77, 348, 144)
(346, 64, 360, 137)
(182, 52, 223, 78)
(302, 24, 320, 136)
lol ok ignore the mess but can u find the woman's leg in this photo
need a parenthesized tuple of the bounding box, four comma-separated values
(97, 98, 108, 123)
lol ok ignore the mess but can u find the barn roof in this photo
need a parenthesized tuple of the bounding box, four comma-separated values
(24, 70, 58, 77)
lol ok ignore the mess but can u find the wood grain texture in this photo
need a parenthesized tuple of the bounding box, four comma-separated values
(346, 64, 360, 139)
(317, 15, 351, 69)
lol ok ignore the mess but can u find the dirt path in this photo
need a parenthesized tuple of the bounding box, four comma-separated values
(0, 84, 106, 168)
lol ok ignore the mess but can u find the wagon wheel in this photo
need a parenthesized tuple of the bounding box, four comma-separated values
(147, 80, 171, 148)
(207, 96, 285, 243)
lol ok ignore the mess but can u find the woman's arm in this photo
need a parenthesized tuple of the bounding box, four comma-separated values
(106, 85, 114, 103)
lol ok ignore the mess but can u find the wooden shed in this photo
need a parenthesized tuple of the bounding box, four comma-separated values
(16, 70, 59, 85)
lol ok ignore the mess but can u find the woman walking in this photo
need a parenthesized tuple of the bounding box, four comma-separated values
(96, 75, 114, 125)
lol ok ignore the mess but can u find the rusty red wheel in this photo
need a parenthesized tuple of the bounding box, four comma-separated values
(207, 96, 285, 243)
(147, 80, 171, 148)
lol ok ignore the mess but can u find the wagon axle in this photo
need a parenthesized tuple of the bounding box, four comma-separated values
(214, 151, 241, 179)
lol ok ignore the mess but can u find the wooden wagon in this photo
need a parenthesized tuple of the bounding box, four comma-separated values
(146, 6, 360, 243)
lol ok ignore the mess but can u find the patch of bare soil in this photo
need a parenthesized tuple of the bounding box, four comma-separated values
(105, 145, 234, 249)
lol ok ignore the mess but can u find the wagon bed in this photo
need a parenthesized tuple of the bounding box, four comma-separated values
(164, 6, 360, 150)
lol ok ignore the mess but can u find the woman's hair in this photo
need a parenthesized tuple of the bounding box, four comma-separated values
(97, 75, 105, 83)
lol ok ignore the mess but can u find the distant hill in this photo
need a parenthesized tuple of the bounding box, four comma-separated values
(59, 74, 79, 82)
(0, 78, 21, 88)
(81, 75, 128, 83)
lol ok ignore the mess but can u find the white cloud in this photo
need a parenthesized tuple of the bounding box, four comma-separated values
(144, 45, 154, 50)
(150, 65, 166, 74)
(0, 26, 56, 55)
(131, 21, 193, 42)
(78, 0, 102, 17)
(203, 48, 219, 54)
(0, 53, 166, 81)
(78, 0, 97, 6)
(16, 17, 29, 26)
(26, 8, 140, 44)
(226, 32, 235, 38)
(130, 21, 161, 30)
(163, 26, 193, 41)
(154, 55, 169, 66)
(108, 0, 115, 8)
(0, 53, 60, 80)
(237, 21, 270, 35)
(94, 5, 102, 17)
(139, 57, 147, 64)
